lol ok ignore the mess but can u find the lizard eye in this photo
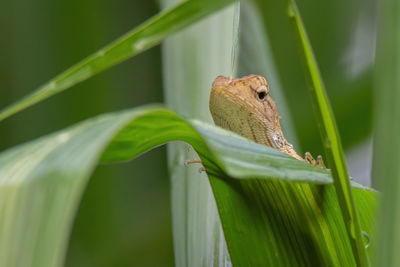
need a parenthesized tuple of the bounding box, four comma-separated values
(257, 91, 267, 100)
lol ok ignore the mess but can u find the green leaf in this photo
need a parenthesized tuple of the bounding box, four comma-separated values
(373, 0, 400, 266)
(0, 0, 236, 122)
(285, 0, 370, 265)
(0, 106, 376, 267)
(160, 1, 238, 264)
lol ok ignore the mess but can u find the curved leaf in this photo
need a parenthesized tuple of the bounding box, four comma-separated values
(0, 106, 376, 267)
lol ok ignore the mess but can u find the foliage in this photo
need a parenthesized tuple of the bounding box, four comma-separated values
(0, 106, 376, 266)
(0, 0, 382, 266)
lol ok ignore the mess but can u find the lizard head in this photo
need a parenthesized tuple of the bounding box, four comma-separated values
(209, 74, 284, 148)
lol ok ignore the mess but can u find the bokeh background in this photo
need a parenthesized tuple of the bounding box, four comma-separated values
(0, 0, 376, 266)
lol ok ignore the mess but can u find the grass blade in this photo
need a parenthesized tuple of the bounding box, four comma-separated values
(285, 0, 369, 265)
(373, 0, 400, 266)
(0, 0, 235, 122)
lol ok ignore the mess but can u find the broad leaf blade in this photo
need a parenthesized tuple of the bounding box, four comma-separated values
(0, 106, 376, 267)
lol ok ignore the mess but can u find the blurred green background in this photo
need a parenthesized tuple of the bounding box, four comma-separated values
(0, 0, 376, 266)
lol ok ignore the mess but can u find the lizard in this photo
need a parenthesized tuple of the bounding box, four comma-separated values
(208, 74, 324, 167)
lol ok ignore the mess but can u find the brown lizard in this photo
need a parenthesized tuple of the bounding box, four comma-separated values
(209, 74, 324, 167)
